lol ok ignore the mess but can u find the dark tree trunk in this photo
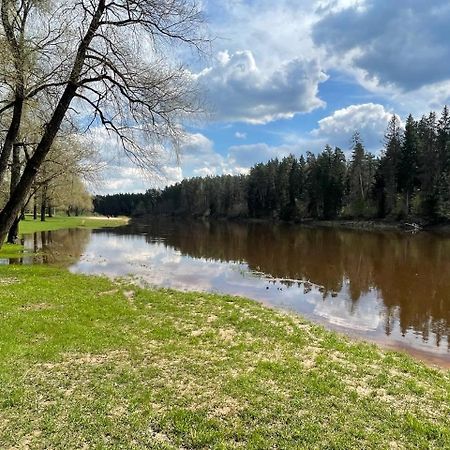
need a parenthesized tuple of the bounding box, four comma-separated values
(40, 191, 47, 222)
(33, 195, 37, 220)
(0, 98, 24, 187)
(47, 205, 53, 218)
(0, 0, 105, 248)
(0, 0, 25, 186)
(7, 145, 22, 244)
(40, 181, 48, 222)
(7, 218, 19, 244)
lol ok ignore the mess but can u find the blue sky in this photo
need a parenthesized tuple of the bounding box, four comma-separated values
(96, 0, 450, 194)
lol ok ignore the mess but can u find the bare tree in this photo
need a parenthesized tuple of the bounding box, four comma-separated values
(0, 0, 206, 247)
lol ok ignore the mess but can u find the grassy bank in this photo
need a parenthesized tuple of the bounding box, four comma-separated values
(0, 265, 449, 448)
(19, 215, 128, 234)
(0, 216, 127, 260)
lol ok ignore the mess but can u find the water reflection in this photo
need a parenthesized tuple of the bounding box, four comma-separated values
(126, 221, 450, 356)
(5, 219, 450, 365)
(0, 228, 91, 266)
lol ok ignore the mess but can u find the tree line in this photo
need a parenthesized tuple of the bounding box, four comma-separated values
(95, 107, 450, 224)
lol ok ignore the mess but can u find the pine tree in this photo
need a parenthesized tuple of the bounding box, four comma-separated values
(418, 113, 439, 219)
(348, 132, 368, 217)
(437, 106, 450, 218)
(398, 114, 419, 215)
(381, 114, 402, 217)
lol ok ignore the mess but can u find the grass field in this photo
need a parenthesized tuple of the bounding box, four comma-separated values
(0, 264, 449, 449)
(18, 215, 128, 234)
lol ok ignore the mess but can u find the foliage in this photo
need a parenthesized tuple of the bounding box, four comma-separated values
(0, 0, 206, 247)
(95, 107, 450, 224)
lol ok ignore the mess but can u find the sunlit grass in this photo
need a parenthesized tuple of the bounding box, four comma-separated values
(18, 215, 128, 235)
(0, 264, 449, 448)
(0, 243, 26, 259)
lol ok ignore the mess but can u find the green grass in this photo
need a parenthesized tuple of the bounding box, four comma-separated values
(0, 264, 449, 449)
(0, 243, 26, 259)
(19, 215, 128, 234)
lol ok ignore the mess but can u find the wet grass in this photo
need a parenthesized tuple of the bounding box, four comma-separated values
(0, 264, 449, 449)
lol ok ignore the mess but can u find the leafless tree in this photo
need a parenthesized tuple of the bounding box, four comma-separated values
(0, 0, 206, 247)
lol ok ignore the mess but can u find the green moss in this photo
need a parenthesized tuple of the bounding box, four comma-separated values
(0, 264, 449, 448)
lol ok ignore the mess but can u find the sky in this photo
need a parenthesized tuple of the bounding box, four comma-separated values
(94, 0, 450, 195)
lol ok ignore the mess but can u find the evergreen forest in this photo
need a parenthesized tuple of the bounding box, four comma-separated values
(94, 108, 450, 223)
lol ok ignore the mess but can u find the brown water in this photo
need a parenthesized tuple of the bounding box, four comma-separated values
(3, 219, 450, 367)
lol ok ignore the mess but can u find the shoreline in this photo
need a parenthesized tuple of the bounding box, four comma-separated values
(0, 264, 449, 447)
(137, 214, 450, 233)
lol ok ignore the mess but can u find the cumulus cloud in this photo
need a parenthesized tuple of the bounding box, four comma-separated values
(196, 50, 328, 124)
(176, 133, 225, 176)
(313, 0, 450, 93)
(312, 103, 397, 152)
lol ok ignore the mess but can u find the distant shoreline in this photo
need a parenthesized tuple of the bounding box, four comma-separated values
(135, 214, 450, 233)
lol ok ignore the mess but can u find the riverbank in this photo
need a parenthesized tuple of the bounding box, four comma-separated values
(0, 264, 449, 448)
(19, 215, 128, 234)
(139, 213, 440, 233)
(0, 216, 128, 259)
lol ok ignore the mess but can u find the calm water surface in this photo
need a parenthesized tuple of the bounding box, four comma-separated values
(3, 219, 450, 367)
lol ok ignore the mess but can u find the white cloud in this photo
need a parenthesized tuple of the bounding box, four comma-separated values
(177, 133, 224, 176)
(196, 50, 327, 124)
(312, 103, 397, 152)
(234, 131, 247, 139)
(204, 0, 450, 114)
(97, 166, 148, 194)
(313, 0, 450, 101)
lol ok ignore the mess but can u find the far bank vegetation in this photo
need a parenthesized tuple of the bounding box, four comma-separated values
(96, 107, 450, 224)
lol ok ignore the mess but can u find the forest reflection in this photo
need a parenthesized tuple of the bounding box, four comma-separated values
(123, 219, 450, 349)
(4, 228, 91, 266)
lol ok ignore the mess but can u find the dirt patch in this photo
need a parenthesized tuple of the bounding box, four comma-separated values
(0, 277, 20, 286)
(20, 303, 53, 311)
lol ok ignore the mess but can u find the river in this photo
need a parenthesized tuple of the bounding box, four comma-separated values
(3, 218, 450, 367)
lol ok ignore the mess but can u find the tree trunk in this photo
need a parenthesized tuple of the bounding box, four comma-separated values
(0, 0, 25, 185)
(7, 218, 20, 244)
(0, 97, 24, 186)
(7, 145, 22, 244)
(0, 0, 105, 249)
(33, 195, 37, 220)
(40, 186, 47, 222)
